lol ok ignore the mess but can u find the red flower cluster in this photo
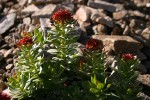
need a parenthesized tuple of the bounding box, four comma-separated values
(85, 39, 103, 51)
(122, 53, 134, 60)
(51, 9, 73, 25)
(0, 92, 11, 100)
(16, 36, 33, 48)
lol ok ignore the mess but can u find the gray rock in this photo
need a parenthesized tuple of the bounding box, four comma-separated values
(93, 24, 108, 35)
(113, 10, 127, 20)
(128, 10, 145, 18)
(141, 28, 150, 46)
(3, 7, 9, 15)
(92, 16, 114, 28)
(4, 49, 13, 58)
(137, 74, 150, 87)
(23, 17, 31, 25)
(133, 0, 150, 7)
(39, 18, 51, 30)
(90, 11, 107, 22)
(13, 48, 20, 55)
(21, 4, 40, 14)
(32, 4, 59, 18)
(88, 0, 118, 12)
(5, 64, 14, 70)
(129, 19, 145, 31)
(8, 9, 17, 14)
(0, 13, 16, 34)
(123, 26, 130, 35)
(0, 49, 7, 55)
(4, 35, 14, 44)
(28, 0, 62, 4)
(6, 58, 13, 64)
(92, 35, 143, 55)
(17, 0, 28, 6)
(61, 3, 74, 12)
(74, 6, 91, 22)
(0, 44, 10, 49)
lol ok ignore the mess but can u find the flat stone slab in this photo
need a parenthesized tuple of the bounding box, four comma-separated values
(88, 0, 118, 12)
(0, 13, 16, 34)
(21, 4, 40, 14)
(92, 35, 143, 54)
(32, 4, 59, 18)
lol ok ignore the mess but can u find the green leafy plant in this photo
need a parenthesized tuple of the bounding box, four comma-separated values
(7, 9, 142, 100)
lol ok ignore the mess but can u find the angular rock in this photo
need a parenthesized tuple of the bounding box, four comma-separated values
(129, 19, 145, 30)
(113, 10, 127, 20)
(8, 9, 17, 14)
(3, 7, 9, 14)
(0, 49, 7, 56)
(74, 6, 91, 22)
(88, 0, 118, 12)
(0, 13, 16, 34)
(17, 0, 28, 6)
(137, 74, 150, 87)
(61, 3, 74, 12)
(4, 35, 14, 44)
(40, 18, 51, 29)
(13, 48, 20, 55)
(93, 24, 109, 35)
(32, 4, 59, 18)
(92, 35, 143, 55)
(23, 17, 31, 25)
(91, 15, 114, 28)
(6, 58, 13, 64)
(0, 44, 10, 49)
(4, 49, 13, 58)
(141, 28, 150, 46)
(128, 10, 145, 18)
(28, 0, 62, 4)
(5, 64, 14, 70)
(21, 4, 40, 14)
(133, 0, 150, 7)
(122, 26, 130, 35)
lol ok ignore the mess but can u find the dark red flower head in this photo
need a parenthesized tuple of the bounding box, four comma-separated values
(85, 38, 103, 51)
(51, 9, 73, 25)
(0, 92, 11, 100)
(122, 53, 134, 60)
(16, 36, 33, 48)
